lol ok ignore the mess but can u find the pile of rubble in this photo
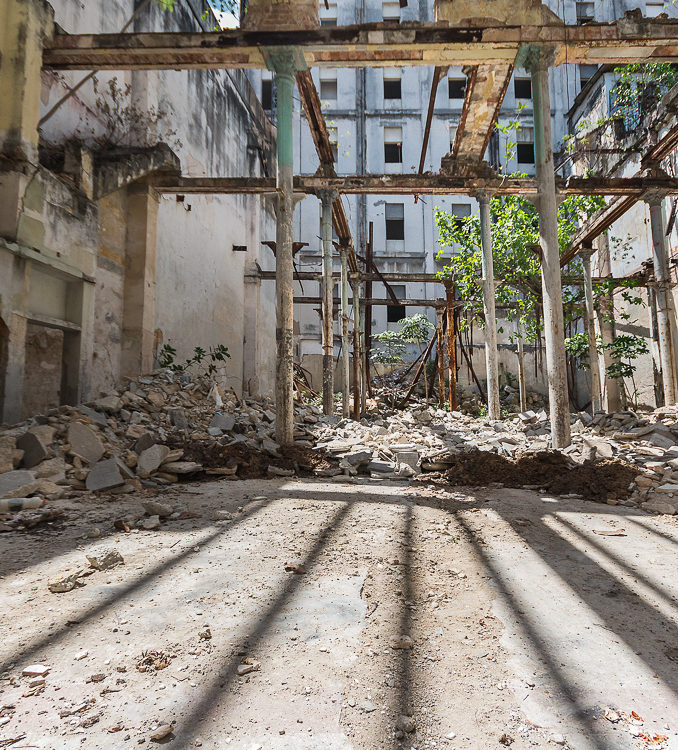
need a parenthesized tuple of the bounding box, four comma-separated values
(2, 367, 677, 525)
(313, 404, 678, 513)
(0, 369, 325, 519)
(456, 383, 548, 415)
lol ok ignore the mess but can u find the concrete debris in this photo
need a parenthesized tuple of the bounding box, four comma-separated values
(85, 547, 124, 571)
(16, 432, 49, 468)
(85, 458, 132, 492)
(68, 422, 105, 464)
(0, 470, 39, 500)
(150, 723, 174, 741)
(22, 664, 49, 677)
(137, 444, 171, 477)
(48, 572, 87, 593)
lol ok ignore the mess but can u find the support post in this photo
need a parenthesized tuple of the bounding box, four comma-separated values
(340, 244, 350, 418)
(351, 275, 361, 420)
(265, 48, 305, 445)
(529, 49, 571, 447)
(478, 191, 500, 420)
(646, 192, 677, 405)
(436, 307, 446, 407)
(517, 334, 527, 412)
(445, 282, 458, 410)
(595, 233, 621, 411)
(364, 221, 374, 398)
(318, 189, 337, 415)
(580, 246, 603, 412)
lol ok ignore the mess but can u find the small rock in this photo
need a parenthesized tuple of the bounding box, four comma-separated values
(267, 465, 294, 477)
(22, 664, 49, 677)
(86, 547, 124, 571)
(48, 572, 84, 593)
(389, 634, 414, 650)
(137, 444, 171, 478)
(168, 407, 188, 430)
(0, 469, 39, 499)
(74, 650, 89, 661)
(209, 413, 235, 432)
(161, 461, 202, 475)
(150, 724, 173, 741)
(143, 501, 173, 518)
(139, 515, 161, 530)
(86, 458, 132, 492)
(95, 395, 123, 413)
(396, 715, 415, 733)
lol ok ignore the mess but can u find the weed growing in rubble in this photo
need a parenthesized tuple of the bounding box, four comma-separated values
(371, 330, 407, 408)
(398, 314, 435, 403)
(157, 343, 230, 379)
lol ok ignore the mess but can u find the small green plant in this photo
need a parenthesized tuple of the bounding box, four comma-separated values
(157, 343, 230, 378)
(398, 314, 435, 402)
(603, 334, 649, 409)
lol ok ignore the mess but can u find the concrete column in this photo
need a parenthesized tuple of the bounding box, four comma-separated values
(318, 189, 337, 415)
(530, 51, 571, 448)
(1, 313, 28, 424)
(517, 335, 527, 413)
(351, 275, 361, 420)
(580, 247, 603, 412)
(646, 193, 677, 405)
(0, 0, 53, 163)
(478, 191, 500, 420)
(265, 48, 304, 445)
(340, 245, 350, 418)
(121, 183, 159, 378)
(595, 233, 621, 411)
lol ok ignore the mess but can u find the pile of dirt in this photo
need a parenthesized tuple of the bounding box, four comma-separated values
(435, 450, 639, 502)
(167, 439, 334, 480)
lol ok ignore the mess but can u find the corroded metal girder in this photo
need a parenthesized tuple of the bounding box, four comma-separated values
(43, 20, 678, 71)
(151, 174, 678, 196)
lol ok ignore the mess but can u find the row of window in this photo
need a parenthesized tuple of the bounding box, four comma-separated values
(262, 66, 605, 112)
(318, 0, 666, 26)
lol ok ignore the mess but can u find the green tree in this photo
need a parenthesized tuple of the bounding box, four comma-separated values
(371, 330, 406, 408)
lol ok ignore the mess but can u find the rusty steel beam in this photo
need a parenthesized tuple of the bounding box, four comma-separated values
(43, 20, 678, 71)
(418, 65, 448, 174)
(153, 174, 678, 196)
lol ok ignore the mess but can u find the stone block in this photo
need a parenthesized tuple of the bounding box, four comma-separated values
(16, 432, 48, 468)
(168, 407, 188, 430)
(85, 458, 129, 492)
(209, 413, 235, 432)
(0, 469, 38, 499)
(137, 444, 170, 477)
(68, 422, 104, 464)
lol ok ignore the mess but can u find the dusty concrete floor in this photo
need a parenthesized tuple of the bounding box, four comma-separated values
(1, 478, 677, 750)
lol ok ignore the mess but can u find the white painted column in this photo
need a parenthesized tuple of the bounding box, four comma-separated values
(478, 191, 500, 420)
(318, 189, 336, 415)
(580, 247, 603, 412)
(530, 51, 571, 448)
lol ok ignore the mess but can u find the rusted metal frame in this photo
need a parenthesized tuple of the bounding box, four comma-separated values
(562, 195, 638, 266)
(397, 332, 438, 409)
(293, 297, 446, 306)
(445, 282, 458, 410)
(43, 20, 678, 71)
(355, 252, 399, 304)
(643, 121, 678, 166)
(418, 65, 448, 173)
(436, 308, 446, 407)
(351, 275, 361, 421)
(152, 174, 678, 196)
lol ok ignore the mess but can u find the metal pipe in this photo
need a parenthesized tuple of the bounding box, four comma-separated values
(318, 189, 336, 415)
(647, 193, 677, 405)
(273, 58, 296, 446)
(595, 233, 621, 411)
(530, 53, 571, 448)
(445, 282, 458, 410)
(340, 246, 350, 417)
(581, 248, 603, 412)
(436, 307, 446, 407)
(478, 191, 501, 420)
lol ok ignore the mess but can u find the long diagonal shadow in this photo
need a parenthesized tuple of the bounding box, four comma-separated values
(498, 512, 678, 694)
(0, 496, 272, 676)
(625, 516, 678, 546)
(454, 512, 612, 750)
(554, 515, 678, 614)
(173, 498, 354, 746)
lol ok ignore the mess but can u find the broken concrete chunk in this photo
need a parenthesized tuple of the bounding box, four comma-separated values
(17, 432, 49, 468)
(367, 460, 396, 473)
(22, 664, 50, 677)
(133, 432, 157, 454)
(139, 515, 161, 530)
(85, 458, 129, 492)
(86, 547, 124, 571)
(267, 465, 294, 477)
(95, 395, 123, 413)
(28, 424, 56, 445)
(160, 461, 202, 474)
(77, 405, 109, 427)
(68, 422, 105, 464)
(209, 413, 235, 432)
(161, 449, 184, 464)
(137, 444, 171, 477)
(389, 634, 414, 649)
(48, 572, 85, 593)
(0, 436, 17, 474)
(146, 390, 166, 408)
(168, 407, 188, 430)
(143, 500, 173, 518)
(0, 469, 38, 499)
